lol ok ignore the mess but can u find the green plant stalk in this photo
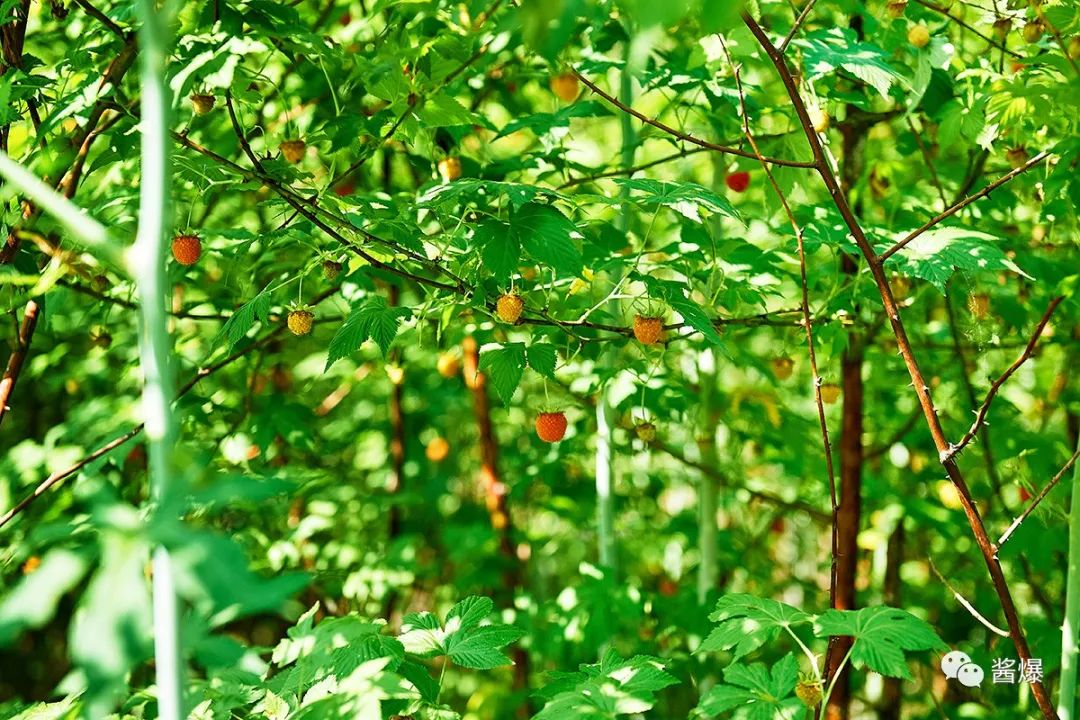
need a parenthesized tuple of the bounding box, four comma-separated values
(132, 2, 183, 717)
(595, 390, 616, 575)
(1060, 432, 1080, 720)
(697, 356, 719, 605)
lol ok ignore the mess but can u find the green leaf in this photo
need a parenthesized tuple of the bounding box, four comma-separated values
(702, 593, 812, 660)
(512, 203, 583, 276)
(796, 28, 904, 99)
(445, 595, 494, 632)
(0, 549, 91, 646)
(447, 625, 525, 669)
(325, 296, 411, 370)
(698, 655, 804, 720)
(497, 101, 613, 138)
(476, 219, 520, 283)
(890, 226, 1032, 293)
(527, 343, 558, 378)
(533, 652, 679, 719)
(479, 342, 527, 405)
(813, 607, 946, 679)
(611, 178, 739, 224)
(218, 284, 273, 348)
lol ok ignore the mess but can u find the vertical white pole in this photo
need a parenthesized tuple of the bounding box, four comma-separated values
(132, 2, 182, 717)
(1059, 433, 1080, 720)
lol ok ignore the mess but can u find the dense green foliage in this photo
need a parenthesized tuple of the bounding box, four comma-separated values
(1, 0, 1079, 718)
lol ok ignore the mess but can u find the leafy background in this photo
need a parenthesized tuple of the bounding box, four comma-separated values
(1, 0, 1078, 718)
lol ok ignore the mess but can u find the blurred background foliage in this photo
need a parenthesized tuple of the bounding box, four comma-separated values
(1, 0, 1079, 717)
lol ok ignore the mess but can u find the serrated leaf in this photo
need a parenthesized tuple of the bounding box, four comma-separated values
(698, 655, 804, 719)
(399, 611, 445, 656)
(218, 284, 272, 348)
(476, 220, 520, 282)
(701, 593, 812, 660)
(890, 226, 1032, 293)
(445, 596, 494, 632)
(533, 653, 678, 719)
(497, 101, 613, 138)
(611, 178, 739, 224)
(814, 607, 946, 679)
(325, 296, 411, 370)
(796, 28, 903, 99)
(479, 343, 527, 405)
(527, 343, 557, 378)
(513, 203, 583, 276)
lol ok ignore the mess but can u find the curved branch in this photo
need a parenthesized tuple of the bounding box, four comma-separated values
(946, 296, 1064, 461)
(572, 70, 817, 168)
(881, 151, 1051, 262)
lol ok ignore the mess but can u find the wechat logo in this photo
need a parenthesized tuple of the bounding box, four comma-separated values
(941, 650, 984, 688)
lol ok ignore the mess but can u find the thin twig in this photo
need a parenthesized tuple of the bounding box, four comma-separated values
(880, 152, 1050, 262)
(913, 0, 1022, 59)
(572, 70, 816, 169)
(0, 299, 40, 430)
(780, 0, 819, 53)
(946, 296, 1063, 460)
(930, 558, 1011, 638)
(998, 448, 1080, 548)
(0, 285, 339, 531)
(720, 40, 837, 516)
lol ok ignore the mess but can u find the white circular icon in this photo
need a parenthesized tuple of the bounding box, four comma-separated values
(941, 650, 972, 679)
(956, 662, 985, 687)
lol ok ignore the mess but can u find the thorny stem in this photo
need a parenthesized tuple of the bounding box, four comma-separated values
(742, 13, 1059, 718)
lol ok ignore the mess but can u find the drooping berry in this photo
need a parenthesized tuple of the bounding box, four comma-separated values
(771, 357, 794, 380)
(536, 411, 568, 442)
(280, 139, 307, 164)
(437, 351, 460, 378)
(725, 171, 750, 192)
(809, 106, 830, 133)
(1022, 19, 1044, 44)
(496, 293, 524, 324)
(908, 23, 930, 48)
(437, 157, 461, 182)
(885, 0, 907, 19)
(633, 315, 664, 345)
(635, 422, 657, 442)
(323, 260, 343, 280)
(820, 383, 842, 404)
(287, 309, 314, 336)
(171, 234, 202, 266)
(190, 93, 215, 115)
(550, 73, 579, 102)
(1006, 146, 1029, 169)
(795, 679, 823, 708)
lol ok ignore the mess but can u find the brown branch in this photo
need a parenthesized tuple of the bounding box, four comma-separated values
(0, 298, 40, 430)
(880, 151, 1050, 262)
(71, 0, 127, 38)
(946, 296, 1063, 460)
(742, 14, 1059, 718)
(572, 70, 817, 169)
(997, 447, 1080, 548)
